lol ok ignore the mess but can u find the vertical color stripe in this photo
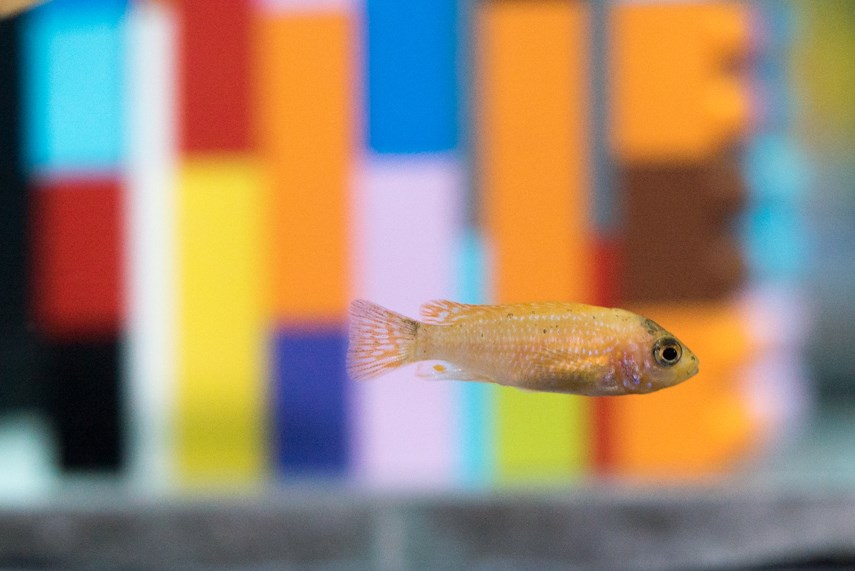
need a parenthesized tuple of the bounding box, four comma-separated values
(366, 0, 459, 153)
(456, 228, 496, 486)
(589, 1, 619, 473)
(176, 0, 252, 152)
(476, 0, 592, 483)
(0, 16, 25, 322)
(755, 1, 794, 130)
(0, 15, 45, 426)
(255, 10, 354, 322)
(125, 0, 177, 490)
(176, 158, 268, 486)
(273, 327, 349, 476)
(0, 14, 22, 170)
(22, 0, 126, 172)
(590, 0, 617, 236)
(351, 156, 463, 488)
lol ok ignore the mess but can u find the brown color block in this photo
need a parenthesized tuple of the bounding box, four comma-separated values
(619, 156, 746, 303)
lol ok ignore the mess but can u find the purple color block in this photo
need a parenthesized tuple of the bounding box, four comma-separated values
(350, 154, 464, 488)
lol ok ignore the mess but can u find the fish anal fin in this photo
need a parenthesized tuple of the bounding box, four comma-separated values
(416, 361, 494, 383)
(419, 300, 473, 324)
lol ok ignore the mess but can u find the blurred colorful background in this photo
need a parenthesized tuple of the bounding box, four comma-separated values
(0, 0, 851, 499)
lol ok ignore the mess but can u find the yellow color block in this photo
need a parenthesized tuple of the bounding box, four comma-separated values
(177, 157, 268, 486)
(611, 2, 751, 163)
(477, 0, 592, 483)
(609, 302, 757, 478)
(255, 12, 353, 323)
(496, 391, 588, 483)
(793, 2, 855, 147)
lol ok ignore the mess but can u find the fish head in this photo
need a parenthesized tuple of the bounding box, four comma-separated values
(633, 317, 699, 393)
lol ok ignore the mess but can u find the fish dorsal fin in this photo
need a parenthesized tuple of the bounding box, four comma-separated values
(419, 299, 475, 324)
(420, 300, 581, 324)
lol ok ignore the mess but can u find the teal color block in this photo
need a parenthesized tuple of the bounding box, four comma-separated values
(23, 0, 127, 172)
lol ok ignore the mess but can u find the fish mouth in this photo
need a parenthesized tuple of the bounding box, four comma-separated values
(688, 362, 700, 378)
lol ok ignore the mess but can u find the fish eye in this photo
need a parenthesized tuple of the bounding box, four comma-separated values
(653, 337, 682, 367)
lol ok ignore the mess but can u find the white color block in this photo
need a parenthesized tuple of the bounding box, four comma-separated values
(0, 415, 57, 503)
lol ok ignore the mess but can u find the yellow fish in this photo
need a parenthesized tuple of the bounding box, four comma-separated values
(0, 0, 47, 18)
(347, 299, 699, 396)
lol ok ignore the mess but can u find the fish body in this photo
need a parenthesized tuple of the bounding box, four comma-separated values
(347, 299, 699, 396)
(0, 0, 46, 18)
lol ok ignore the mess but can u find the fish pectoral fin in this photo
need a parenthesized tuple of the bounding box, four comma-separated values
(526, 348, 610, 380)
(416, 361, 494, 383)
(526, 348, 575, 376)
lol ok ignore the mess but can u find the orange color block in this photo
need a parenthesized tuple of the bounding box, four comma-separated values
(255, 12, 354, 322)
(608, 302, 758, 478)
(611, 2, 751, 162)
(477, 0, 593, 481)
(479, 0, 592, 303)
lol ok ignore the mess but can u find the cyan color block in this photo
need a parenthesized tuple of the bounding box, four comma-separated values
(744, 134, 809, 281)
(366, 0, 459, 153)
(745, 204, 806, 280)
(456, 228, 495, 487)
(273, 327, 349, 477)
(23, 0, 127, 172)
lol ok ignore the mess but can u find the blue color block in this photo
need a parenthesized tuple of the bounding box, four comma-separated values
(23, 0, 127, 172)
(366, 0, 459, 153)
(273, 327, 349, 477)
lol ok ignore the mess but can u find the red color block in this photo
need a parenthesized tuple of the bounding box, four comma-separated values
(177, 0, 252, 152)
(31, 177, 124, 339)
(591, 397, 614, 475)
(592, 236, 622, 308)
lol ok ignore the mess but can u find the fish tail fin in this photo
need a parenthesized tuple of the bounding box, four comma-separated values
(347, 299, 420, 381)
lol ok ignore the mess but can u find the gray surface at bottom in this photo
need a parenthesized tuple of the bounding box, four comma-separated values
(0, 485, 853, 570)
